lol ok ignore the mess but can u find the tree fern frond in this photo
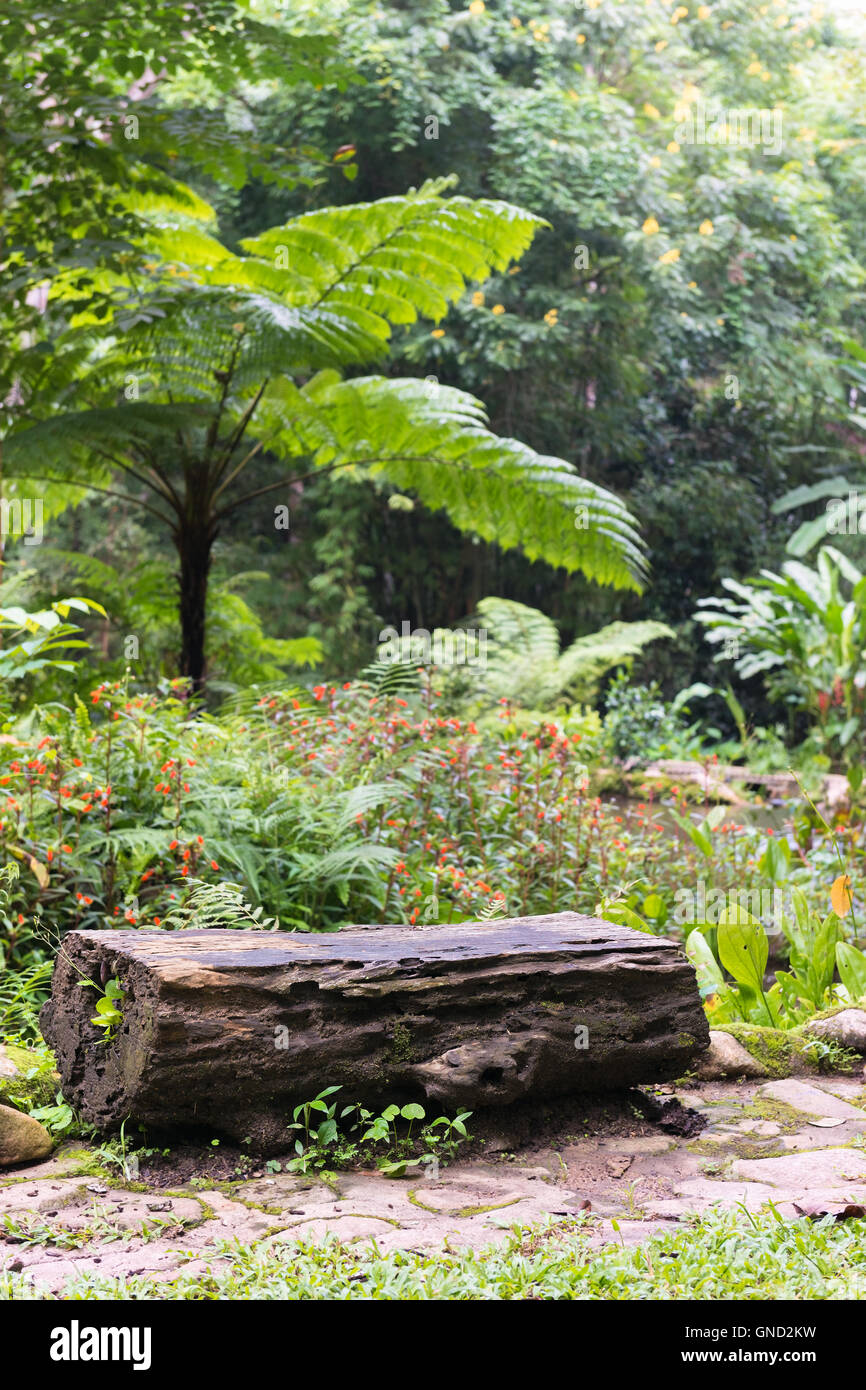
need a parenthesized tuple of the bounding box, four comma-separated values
(4, 403, 211, 483)
(238, 186, 545, 330)
(259, 376, 647, 590)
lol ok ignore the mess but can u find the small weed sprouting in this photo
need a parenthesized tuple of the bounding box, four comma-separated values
(277, 1086, 472, 1178)
(82, 976, 125, 1042)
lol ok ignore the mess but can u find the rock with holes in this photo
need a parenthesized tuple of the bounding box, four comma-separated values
(41, 916, 709, 1152)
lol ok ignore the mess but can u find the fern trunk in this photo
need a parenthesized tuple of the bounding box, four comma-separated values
(176, 515, 215, 693)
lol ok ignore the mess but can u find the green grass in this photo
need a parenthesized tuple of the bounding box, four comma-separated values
(4, 1209, 866, 1299)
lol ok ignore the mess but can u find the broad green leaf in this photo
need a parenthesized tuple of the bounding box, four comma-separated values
(836, 942, 866, 1001)
(717, 908, 769, 995)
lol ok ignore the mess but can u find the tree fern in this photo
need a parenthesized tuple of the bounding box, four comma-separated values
(5, 183, 647, 685)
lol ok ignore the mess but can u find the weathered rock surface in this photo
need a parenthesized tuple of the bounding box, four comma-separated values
(41, 915, 709, 1151)
(696, 1029, 769, 1080)
(805, 1008, 866, 1053)
(758, 1078, 866, 1121)
(0, 1103, 53, 1167)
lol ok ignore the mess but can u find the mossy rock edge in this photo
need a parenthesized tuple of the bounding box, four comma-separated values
(0, 1043, 59, 1111)
(713, 1024, 816, 1079)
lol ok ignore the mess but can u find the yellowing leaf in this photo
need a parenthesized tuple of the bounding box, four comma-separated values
(831, 874, 853, 917)
(28, 855, 48, 889)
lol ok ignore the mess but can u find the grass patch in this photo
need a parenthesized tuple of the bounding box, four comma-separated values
(4, 1208, 866, 1300)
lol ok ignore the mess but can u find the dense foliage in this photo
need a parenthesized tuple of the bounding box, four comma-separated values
(3, 0, 866, 1306)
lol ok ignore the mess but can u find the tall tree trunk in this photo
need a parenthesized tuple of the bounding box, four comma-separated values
(176, 517, 215, 694)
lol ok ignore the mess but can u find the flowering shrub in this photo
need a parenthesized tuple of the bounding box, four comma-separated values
(0, 679, 862, 992)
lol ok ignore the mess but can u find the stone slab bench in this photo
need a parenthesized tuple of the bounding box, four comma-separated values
(41, 913, 709, 1151)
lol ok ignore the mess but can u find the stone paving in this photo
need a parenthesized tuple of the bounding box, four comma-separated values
(3, 1074, 866, 1293)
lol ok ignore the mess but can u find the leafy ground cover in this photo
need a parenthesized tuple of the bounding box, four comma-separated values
(4, 1208, 866, 1301)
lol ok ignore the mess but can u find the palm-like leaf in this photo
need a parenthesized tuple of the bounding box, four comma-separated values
(258, 375, 647, 588)
(135, 179, 545, 378)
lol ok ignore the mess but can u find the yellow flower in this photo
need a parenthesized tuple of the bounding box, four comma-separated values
(543, 308, 559, 326)
(655, 38, 668, 51)
(747, 60, 762, 75)
(831, 874, 853, 918)
(471, 291, 484, 307)
(511, 16, 522, 26)
(643, 102, 661, 119)
(468, 0, 485, 13)
(682, 82, 700, 102)
(587, 0, 601, 8)
(431, 328, 445, 338)
(671, 5, 688, 23)
(699, 219, 714, 235)
(649, 155, 662, 168)
(697, 4, 711, 16)
(642, 216, 660, 235)
(716, 316, 725, 325)
(658, 248, 681, 264)
(688, 280, 698, 288)
(492, 304, 505, 315)
(667, 140, 681, 153)
(790, 233, 797, 242)
(576, 32, 586, 44)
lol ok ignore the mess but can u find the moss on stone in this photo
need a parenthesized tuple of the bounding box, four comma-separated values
(715, 1023, 814, 1078)
(388, 1023, 415, 1064)
(0, 1044, 59, 1110)
(407, 1188, 522, 1218)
